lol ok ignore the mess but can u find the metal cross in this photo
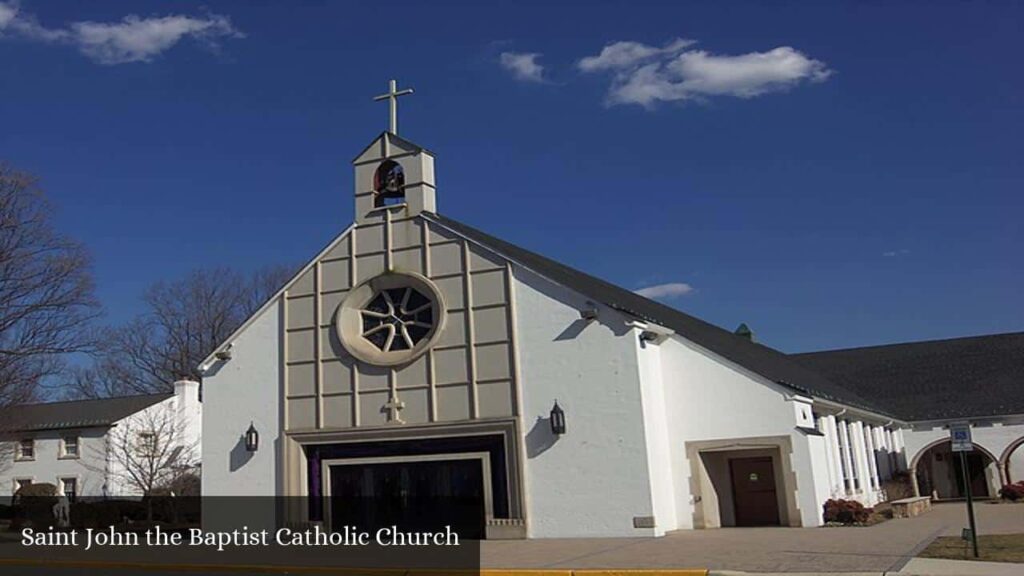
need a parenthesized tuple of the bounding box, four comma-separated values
(383, 395, 406, 424)
(373, 79, 414, 135)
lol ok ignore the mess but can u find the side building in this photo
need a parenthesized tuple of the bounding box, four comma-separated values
(795, 332, 1024, 501)
(0, 380, 202, 499)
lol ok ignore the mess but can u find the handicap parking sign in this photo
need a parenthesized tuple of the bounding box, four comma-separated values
(950, 423, 973, 452)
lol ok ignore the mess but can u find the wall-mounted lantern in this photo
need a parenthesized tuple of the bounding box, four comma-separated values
(550, 401, 566, 436)
(245, 421, 259, 452)
(639, 330, 660, 343)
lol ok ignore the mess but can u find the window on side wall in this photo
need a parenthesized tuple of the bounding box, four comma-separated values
(60, 477, 77, 502)
(16, 439, 34, 460)
(137, 432, 157, 457)
(61, 435, 80, 458)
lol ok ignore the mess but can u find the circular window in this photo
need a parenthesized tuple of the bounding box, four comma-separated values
(335, 272, 445, 366)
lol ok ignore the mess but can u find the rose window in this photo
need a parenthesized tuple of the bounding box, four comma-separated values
(360, 287, 435, 352)
(335, 272, 446, 366)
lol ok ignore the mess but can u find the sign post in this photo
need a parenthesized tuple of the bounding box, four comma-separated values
(950, 423, 979, 558)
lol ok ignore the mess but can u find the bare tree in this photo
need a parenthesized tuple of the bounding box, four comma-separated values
(70, 265, 293, 397)
(0, 163, 99, 408)
(90, 401, 199, 515)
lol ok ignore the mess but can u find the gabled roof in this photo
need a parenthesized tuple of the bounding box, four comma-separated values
(0, 393, 171, 433)
(422, 212, 894, 418)
(792, 332, 1024, 422)
(351, 131, 433, 164)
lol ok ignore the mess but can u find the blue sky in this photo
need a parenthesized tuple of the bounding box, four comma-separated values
(1, 0, 1021, 353)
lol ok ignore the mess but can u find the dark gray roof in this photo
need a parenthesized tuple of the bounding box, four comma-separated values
(423, 212, 894, 418)
(793, 332, 1024, 422)
(0, 393, 171, 433)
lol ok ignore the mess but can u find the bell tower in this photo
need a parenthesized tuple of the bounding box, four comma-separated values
(352, 80, 436, 223)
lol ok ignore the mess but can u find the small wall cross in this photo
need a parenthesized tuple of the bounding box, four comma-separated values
(383, 395, 406, 424)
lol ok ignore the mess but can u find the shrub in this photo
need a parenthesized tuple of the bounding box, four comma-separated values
(999, 481, 1024, 502)
(823, 498, 872, 524)
(883, 470, 915, 501)
(69, 500, 146, 529)
(12, 482, 59, 530)
(15, 483, 58, 498)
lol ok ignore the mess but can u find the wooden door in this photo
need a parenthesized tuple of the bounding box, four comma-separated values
(730, 457, 781, 526)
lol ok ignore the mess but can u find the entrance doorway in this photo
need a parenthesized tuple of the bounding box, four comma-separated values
(326, 455, 488, 539)
(730, 457, 781, 526)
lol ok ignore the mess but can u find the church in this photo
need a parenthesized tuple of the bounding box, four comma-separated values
(199, 82, 1023, 539)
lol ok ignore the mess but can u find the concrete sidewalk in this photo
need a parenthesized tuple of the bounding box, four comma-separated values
(481, 502, 1024, 572)
(710, 556, 1024, 576)
(899, 557, 1024, 575)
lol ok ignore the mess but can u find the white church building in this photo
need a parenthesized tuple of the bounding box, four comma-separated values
(199, 88, 1022, 539)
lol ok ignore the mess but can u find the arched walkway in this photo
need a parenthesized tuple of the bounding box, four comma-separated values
(1000, 437, 1024, 484)
(911, 439, 1001, 499)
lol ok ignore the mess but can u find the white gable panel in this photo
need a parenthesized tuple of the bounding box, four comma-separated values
(513, 266, 656, 537)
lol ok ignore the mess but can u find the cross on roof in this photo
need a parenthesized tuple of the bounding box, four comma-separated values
(373, 79, 414, 135)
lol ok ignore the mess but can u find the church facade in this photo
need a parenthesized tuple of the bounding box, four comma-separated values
(200, 127, 923, 538)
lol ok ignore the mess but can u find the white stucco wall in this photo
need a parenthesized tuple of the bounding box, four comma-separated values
(105, 384, 203, 497)
(634, 336, 677, 536)
(513, 267, 657, 538)
(202, 298, 282, 498)
(658, 336, 828, 528)
(0, 429, 108, 497)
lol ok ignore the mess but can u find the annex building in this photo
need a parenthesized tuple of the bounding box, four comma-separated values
(0, 380, 202, 499)
(199, 91, 1022, 538)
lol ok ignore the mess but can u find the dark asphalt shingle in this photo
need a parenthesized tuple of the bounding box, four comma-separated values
(792, 332, 1024, 421)
(0, 393, 171, 433)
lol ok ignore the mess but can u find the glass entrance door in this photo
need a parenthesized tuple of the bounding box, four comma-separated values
(328, 457, 485, 538)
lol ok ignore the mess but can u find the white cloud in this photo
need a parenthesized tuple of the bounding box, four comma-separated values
(634, 282, 695, 299)
(0, 2, 16, 30)
(577, 38, 695, 72)
(580, 38, 832, 107)
(500, 51, 545, 83)
(0, 2, 243, 64)
(883, 249, 910, 257)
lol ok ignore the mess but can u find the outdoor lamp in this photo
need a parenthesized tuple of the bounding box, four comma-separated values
(550, 401, 566, 435)
(245, 421, 259, 452)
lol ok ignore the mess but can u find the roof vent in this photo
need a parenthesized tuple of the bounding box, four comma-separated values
(734, 323, 755, 343)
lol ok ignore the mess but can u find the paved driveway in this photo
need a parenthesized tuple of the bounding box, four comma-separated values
(481, 502, 1024, 573)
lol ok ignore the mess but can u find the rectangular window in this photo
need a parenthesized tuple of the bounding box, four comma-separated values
(60, 478, 77, 502)
(849, 431, 861, 490)
(14, 478, 32, 493)
(838, 434, 851, 483)
(62, 435, 79, 458)
(137, 432, 157, 457)
(17, 439, 34, 460)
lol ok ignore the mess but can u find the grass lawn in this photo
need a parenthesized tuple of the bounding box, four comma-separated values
(919, 533, 1024, 563)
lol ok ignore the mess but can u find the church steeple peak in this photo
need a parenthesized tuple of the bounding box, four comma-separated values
(352, 81, 435, 223)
